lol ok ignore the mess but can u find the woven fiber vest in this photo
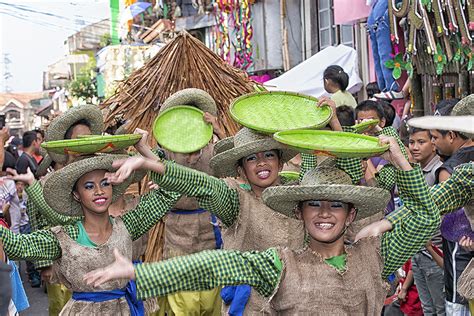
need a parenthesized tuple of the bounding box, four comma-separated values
(222, 178, 305, 315)
(271, 237, 388, 315)
(163, 144, 218, 259)
(52, 218, 157, 315)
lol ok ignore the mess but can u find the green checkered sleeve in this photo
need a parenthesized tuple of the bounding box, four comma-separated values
(135, 248, 281, 300)
(0, 226, 62, 261)
(26, 181, 79, 227)
(386, 162, 474, 226)
(122, 183, 181, 241)
(431, 163, 473, 215)
(150, 161, 241, 227)
(381, 166, 440, 278)
(300, 153, 316, 181)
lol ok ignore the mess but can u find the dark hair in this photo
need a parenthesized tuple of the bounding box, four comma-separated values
(34, 128, 45, 139)
(436, 129, 469, 140)
(355, 100, 385, 121)
(64, 119, 92, 140)
(365, 82, 380, 98)
(336, 105, 355, 126)
(237, 149, 282, 167)
(323, 65, 349, 91)
(22, 131, 37, 148)
(379, 100, 396, 126)
(408, 127, 429, 136)
(435, 99, 459, 116)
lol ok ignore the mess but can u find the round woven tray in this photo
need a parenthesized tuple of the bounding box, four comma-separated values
(153, 105, 213, 154)
(273, 130, 389, 158)
(279, 171, 299, 182)
(230, 91, 332, 133)
(352, 119, 380, 134)
(41, 134, 141, 155)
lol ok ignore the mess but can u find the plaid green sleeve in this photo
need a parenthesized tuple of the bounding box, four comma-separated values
(381, 166, 440, 278)
(150, 161, 240, 227)
(0, 226, 61, 261)
(300, 153, 316, 180)
(25, 181, 79, 226)
(431, 163, 473, 214)
(135, 248, 281, 300)
(122, 183, 181, 241)
(373, 127, 409, 191)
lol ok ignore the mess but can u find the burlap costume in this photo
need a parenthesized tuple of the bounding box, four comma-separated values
(222, 178, 305, 315)
(51, 218, 158, 315)
(270, 237, 388, 315)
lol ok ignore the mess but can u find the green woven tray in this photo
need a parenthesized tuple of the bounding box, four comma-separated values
(273, 130, 389, 158)
(41, 134, 141, 155)
(230, 91, 332, 133)
(352, 119, 380, 134)
(279, 171, 299, 182)
(153, 105, 213, 153)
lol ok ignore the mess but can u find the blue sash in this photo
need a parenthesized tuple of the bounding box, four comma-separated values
(72, 280, 144, 316)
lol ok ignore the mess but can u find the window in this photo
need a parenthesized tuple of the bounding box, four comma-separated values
(318, 0, 354, 49)
(6, 110, 20, 122)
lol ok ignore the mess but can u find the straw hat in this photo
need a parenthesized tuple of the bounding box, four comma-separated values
(45, 104, 104, 163)
(210, 127, 298, 178)
(159, 88, 217, 116)
(43, 154, 134, 217)
(36, 147, 53, 177)
(262, 165, 390, 219)
(408, 94, 474, 139)
(213, 136, 234, 156)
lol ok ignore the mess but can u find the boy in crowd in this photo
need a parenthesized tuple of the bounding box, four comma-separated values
(408, 127, 445, 315)
(15, 131, 40, 177)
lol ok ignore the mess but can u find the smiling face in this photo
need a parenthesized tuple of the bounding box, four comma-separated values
(73, 169, 113, 215)
(240, 150, 283, 190)
(300, 200, 356, 244)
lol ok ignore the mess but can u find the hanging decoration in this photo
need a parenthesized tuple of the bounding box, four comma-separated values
(215, 0, 254, 71)
(388, 0, 473, 76)
(384, 53, 409, 79)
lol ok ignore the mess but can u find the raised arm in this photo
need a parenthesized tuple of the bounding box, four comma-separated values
(380, 137, 439, 278)
(84, 247, 281, 301)
(122, 184, 181, 241)
(108, 157, 241, 228)
(0, 226, 61, 262)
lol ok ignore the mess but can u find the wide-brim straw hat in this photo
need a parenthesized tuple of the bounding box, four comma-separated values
(210, 127, 299, 178)
(45, 104, 104, 163)
(262, 165, 390, 219)
(408, 94, 474, 139)
(43, 154, 134, 217)
(37, 147, 53, 177)
(159, 88, 217, 116)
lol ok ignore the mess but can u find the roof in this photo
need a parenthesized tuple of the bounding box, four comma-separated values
(0, 92, 47, 106)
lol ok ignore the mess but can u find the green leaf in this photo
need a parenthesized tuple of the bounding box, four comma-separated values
(406, 63, 414, 78)
(385, 59, 395, 69)
(393, 67, 402, 79)
(436, 63, 444, 75)
(394, 53, 404, 63)
(468, 59, 473, 71)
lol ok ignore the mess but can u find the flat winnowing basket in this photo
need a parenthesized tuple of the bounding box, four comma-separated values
(230, 91, 333, 134)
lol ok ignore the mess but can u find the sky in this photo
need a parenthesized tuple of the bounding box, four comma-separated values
(0, 0, 110, 92)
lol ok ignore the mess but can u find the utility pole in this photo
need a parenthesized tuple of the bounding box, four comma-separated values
(2, 53, 12, 92)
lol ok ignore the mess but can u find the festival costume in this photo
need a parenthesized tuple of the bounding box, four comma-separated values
(0, 155, 181, 315)
(151, 127, 303, 314)
(131, 163, 439, 315)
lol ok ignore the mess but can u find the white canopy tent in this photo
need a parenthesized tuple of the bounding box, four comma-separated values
(265, 45, 363, 98)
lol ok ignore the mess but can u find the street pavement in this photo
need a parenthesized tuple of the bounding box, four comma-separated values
(18, 261, 48, 315)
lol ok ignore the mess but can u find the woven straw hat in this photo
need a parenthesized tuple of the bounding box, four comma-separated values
(45, 104, 104, 163)
(160, 88, 217, 116)
(262, 165, 390, 219)
(210, 128, 298, 178)
(37, 147, 53, 177)
(43, 154, 133, 216)
(213, 136, 234, 155)
(408, 94, 474, 139)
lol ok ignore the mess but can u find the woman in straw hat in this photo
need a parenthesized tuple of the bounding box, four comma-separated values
(137, 88, 226, 316)
(84, 135, 440, 315)
(0, 153, 181, 315)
